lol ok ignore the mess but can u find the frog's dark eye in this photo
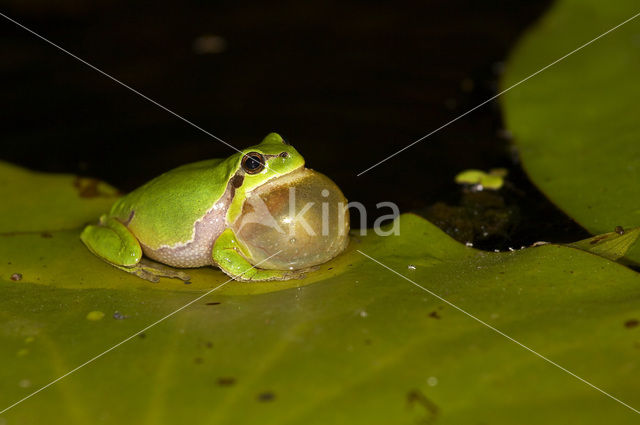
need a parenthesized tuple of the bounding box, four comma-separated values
(241, 152, 266, 174)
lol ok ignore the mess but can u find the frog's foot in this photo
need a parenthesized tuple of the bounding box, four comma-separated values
(113, 259, 192, 283)
(212, 228, 306, 282)
(224, 267, 306, 282)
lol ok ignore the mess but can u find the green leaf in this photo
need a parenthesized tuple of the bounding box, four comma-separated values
(568, 227, 640, 262)
(500, 0, 640, 262)
(0, 161, 119, 233)
(454, 169, 505, 190)
(2, 161, 640, 424)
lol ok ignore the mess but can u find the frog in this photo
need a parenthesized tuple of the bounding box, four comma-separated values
(80, 133, 350, 282)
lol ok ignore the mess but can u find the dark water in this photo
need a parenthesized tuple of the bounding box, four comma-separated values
(0, 0, 589, 249)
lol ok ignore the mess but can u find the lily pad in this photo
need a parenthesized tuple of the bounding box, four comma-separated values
(2, 161, 640, 424)
(500, 0, 640, 262)
(0, 161, 120, 234)
(569, 226, 640, 262)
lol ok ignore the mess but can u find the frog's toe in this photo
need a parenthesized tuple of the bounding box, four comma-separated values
(229, 267, 307, 282)
(278, 269, 308, 281)
(136, 258, 191, 282)
(133, 267, 161, 283)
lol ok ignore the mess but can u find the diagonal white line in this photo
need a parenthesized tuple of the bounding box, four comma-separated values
(357, 10, 640, 176)
(357, 249, 640, 415)
(0, 251, 282, 415)
(0, 11, 241, 155)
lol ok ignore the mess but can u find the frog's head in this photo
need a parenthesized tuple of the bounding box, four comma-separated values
(226, 132, 305, 223)
(238, 132, 305, 184)
(227, 132, 349, 270)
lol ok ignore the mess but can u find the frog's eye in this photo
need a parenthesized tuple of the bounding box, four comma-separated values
(242, 152, 266, 174)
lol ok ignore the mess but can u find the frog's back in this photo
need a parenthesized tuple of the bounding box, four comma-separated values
(110, 158, 234, 250)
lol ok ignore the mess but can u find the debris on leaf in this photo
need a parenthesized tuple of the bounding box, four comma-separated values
(113, 311, 128, 320)
(86, 311, 105, 321)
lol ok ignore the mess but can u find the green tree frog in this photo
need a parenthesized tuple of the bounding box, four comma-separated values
(81, 133, 350, 282)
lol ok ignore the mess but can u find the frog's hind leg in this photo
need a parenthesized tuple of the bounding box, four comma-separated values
(81, 215, 190, 283)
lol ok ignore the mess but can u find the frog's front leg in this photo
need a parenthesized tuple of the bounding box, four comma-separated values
(212, 228, 303, 281)
(81, 215, 190, 283)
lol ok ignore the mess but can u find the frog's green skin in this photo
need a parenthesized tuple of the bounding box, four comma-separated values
(81, 133, 306, 282)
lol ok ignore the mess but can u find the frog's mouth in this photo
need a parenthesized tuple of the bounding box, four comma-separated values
(248, 166, 311, 194)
